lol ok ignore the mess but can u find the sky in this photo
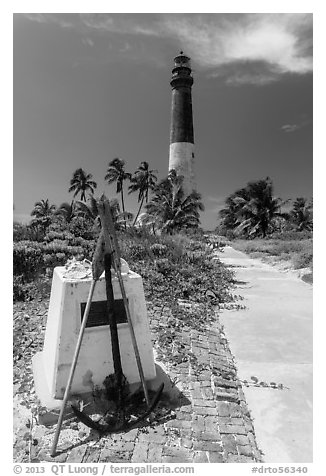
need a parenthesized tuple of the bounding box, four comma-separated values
(13, 12, 313, 230)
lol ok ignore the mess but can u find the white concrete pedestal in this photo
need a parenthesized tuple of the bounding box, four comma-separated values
(32, 265, 156, 407)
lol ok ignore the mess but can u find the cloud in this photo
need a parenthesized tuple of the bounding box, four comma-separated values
(281, 117, 311, 133)
(22, 13, 312, 85)
(281, 124, 300, 133)
(81, 37, 95, 47)
(159, 13, 312, 77)
(23, 13, 74, 28)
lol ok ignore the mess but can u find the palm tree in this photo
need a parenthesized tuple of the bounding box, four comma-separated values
(219, 177, 284, 238)
(290, 197, 313, 231)
(68, 168, 97, 201)
(75, 196, 132, 230)
(219, 187, 250, 233)
(31, 199, 56, 219)
(145, 170, 204, 234)
(128, 161, 157, 225)
(55, 201, 78, 223)
(105, 158, 131, 228)
(31, 199, 57, 231)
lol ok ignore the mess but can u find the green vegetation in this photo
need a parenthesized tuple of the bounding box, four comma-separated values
(216, 177, 313, 278)
(217, 177, 313, 240)
(128, 161, 158, 225)
(105, 158, 132, 225)
(289, 197, 313, 232)
(145, 170, 204, 234)
(218, 177, 284, 238)
(231, 236, 313, 275)
(14, 163, 312, 303)
(69, 168, 97, 201)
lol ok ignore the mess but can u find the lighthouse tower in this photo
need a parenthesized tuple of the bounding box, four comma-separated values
(168, 52, 196, 196)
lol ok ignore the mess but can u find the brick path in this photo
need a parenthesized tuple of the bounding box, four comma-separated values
(14, 300, 263, 464)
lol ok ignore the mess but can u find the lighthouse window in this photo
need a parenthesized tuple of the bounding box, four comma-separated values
(192, 153, 195, 158)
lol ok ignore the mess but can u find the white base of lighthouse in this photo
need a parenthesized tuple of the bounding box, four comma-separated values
(169, 142, 195, 196)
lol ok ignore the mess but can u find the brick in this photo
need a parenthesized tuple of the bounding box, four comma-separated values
(163, 446, 193, 460)
(206, 413, 219, 422)
(191, 416, 205, 432)
(213, 378, 238, 389)
(194, 406, 217, 416)
(214, 391, 239, 403)
(202, 387, 214, 399)
(238, 388, 246, 402)
(229, 404, 243, 418)
(240, 401, 251, 415)
(180, 438, 193, 448)
(122, 428, 139, 441)
(238, 445, 253, 457)
(66, 444, 88, 463)
(230, 417, 245, 426)
(208, 451, 224, 463)
(190, 388, 203, 399)
(147, 443, 163, 462)
(193, 441, 222, 452)
(84, 448, 101, 463)
(244, 420, 254, 433)
(247, 432, 257, 447)
(37, 449, 67, 463)
(162, 455, 192, 463)
(189, 381, 201, 390)
(235, 435, 250, 446)
(131, 443, 149, 463)
(165, 419, 192, 429)
(226, 454, 255, 463)
(221, 434, 237, 454)
(98, 448, 113, 462)
(138, 432, 168, 444)
(197, 374, 211, 382)
(120, 442, 135, 452)
(216, 402, 231, 417)
(175, 411, 192, 421)
(193, 399, 216, 408)
(110, 452, 132, 463)
(193, 451, 209, 463)
(219, 424, 247, 435)
(193, 431, 221, 442)
(218, 417, 232, 425)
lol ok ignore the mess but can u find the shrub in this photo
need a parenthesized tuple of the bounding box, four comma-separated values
(13, 222, 44, 242)
(292, 250, 313, 270)
(269, 230, 313, 241)
(13, 275, 39, 302)
(44, 230, 74, 242)
(122, 242, 149, 261)
(13, 241, 44, 281)
(149, 243, 168, 257)
(68, 216, 96, 240)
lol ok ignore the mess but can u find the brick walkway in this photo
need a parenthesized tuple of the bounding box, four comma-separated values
(14, 300, 263, 464)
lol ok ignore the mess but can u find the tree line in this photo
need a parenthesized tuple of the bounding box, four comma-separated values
(29, 158, 204, 236)
(26, 160, 312, 240)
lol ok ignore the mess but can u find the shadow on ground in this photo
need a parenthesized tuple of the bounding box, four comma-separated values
(36, 363, 191, 458)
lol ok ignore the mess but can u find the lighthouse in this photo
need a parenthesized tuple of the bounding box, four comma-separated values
(168, 52, 196, 196)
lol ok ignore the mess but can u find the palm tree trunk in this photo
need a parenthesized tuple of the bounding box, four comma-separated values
(133, 196, 145, 226)
(120, 187, 127, 229)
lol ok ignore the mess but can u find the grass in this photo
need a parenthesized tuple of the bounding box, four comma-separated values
(230, 237, 313, 277)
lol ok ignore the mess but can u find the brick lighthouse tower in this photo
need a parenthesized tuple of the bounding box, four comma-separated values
(168, 51, 196, 196)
